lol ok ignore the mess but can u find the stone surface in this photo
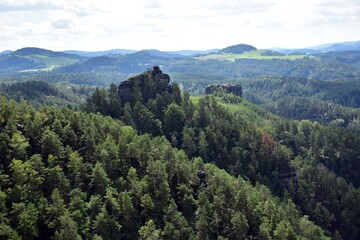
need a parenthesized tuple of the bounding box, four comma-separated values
(118, 65, 171, 102)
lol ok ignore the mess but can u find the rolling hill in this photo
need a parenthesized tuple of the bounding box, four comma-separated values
(0, 80, 90, 107)
(219, 43, 257, 54)
(0, 50, 11, 55)
(0, 55, 45, 72)
(61, 48, 221, 57)
(271, 40, 360, 54)
(62, 49, 138, 57)
(196, 44, 309, 61)
(56, 50, 182, 73)
(2, 42, 360, 82)
(0, 47, 84, 72)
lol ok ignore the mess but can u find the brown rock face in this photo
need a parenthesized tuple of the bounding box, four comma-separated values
(205, 84, 242, 97)
(118, 65, 171, 102)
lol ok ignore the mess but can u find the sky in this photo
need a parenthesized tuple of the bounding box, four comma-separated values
(0, 0, 360, 51)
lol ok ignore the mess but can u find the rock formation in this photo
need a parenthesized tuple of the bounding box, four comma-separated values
(205, 84, 242, 97)
(118, 65, 171, 102)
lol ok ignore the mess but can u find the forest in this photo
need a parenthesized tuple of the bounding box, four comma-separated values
(3, 48, 360, 130)
(1, 64, 360, 239)
(1, 47, 360, 239)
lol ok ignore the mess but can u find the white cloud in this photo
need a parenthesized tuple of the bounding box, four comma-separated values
(51, 18, 74, 29)
(203, 0, 274, 15)
(0, 0, 359, 51)
(143, 0, 163, 9)
(0, 0, 61, 12)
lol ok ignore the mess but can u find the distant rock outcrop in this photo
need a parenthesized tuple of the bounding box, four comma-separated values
(118, 65, 171, 102)
(219, 44, 257, 54)
(205, 84, 243, 97)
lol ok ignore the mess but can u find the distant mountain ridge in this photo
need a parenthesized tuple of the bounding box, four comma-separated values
(0, 47, 84, 72)
(1, 47, 220, 60)
(2, 40, 360, 58)
(0, 55, 45, 71)
(134, 49, 183, 59)
(1, 41, 360, 74)
(271, 40, 360, 54)
(62, 49, 138, 57)
(168, 49, 220, 56)
(320, 41, 360, 52)
(62, 49, 221, 57)
(13, 47, 81, 59)
(0, 50, 11, 55)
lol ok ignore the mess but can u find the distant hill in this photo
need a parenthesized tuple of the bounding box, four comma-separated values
(0, 55, 45, 71)
(0, 50, 11, 55)
(219, 44, 257, 54)
(0, 80, 87, 107)
(137, 49, 183, 59)
(271, 40, 360, 54)
(63, 49, 220, 57)
(321, 41, 360, 52)
(57, 51, 172, 74)
(61, 49, 221, 58)
(56, 56, 120, 73)
(3, 42, 360, 76)
(57, 49, 183, 73)
(0, 47, 84, 72)
(271, 48, 321, 55)
(62, 49, 138, 57)
(13, 47, 81, 58)
(168, 49, 221, 56)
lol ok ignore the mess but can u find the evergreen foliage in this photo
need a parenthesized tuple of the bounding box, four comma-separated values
(0, 95, 334, 239)
(1, 63, 360, 239)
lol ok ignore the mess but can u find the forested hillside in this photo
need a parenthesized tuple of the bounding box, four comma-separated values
(81, 69, 360, 239)
(0, 81, 92, 108)
(2, 0, 360, 235)
(1, 51, 360, 239)
(3, 47, 360, 128)
(0, 95, 332, 240)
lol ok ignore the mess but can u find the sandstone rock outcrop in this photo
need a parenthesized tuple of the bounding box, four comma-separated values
(118, 65, 171, 102)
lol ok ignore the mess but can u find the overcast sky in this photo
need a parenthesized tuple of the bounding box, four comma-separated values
(1, 0, 360, 51)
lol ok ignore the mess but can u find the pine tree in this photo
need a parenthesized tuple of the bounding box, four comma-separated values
(90, 162, 110, 196)
(53, 211, 82, 240)
(138, 220, 162, 240)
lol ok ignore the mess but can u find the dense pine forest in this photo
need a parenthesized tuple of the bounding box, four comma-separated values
(0, 93, 330, 240)
(1, 64, 360, 239)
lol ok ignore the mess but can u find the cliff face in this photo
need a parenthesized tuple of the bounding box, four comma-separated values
(118, 66, 171, 102)
(205, 84, 242, 97)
